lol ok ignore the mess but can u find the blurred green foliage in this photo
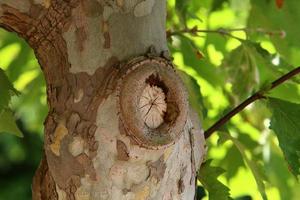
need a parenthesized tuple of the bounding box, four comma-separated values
(0, 0, 300, 199)
(0, 31, 45, 200)
(167, 0, 300, 199)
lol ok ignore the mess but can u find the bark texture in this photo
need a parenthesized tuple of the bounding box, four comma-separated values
(0, 0, 206, 199)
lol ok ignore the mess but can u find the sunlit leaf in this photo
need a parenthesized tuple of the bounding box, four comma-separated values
(248, 0, 300, 65)
(12, 73, 47, 133)
(220, 144, 245, 180)
(268, 98, 300, 177)
(176, 35, 224, 86)
(0, 68, 19, 111)
(266, 141, 294, 200)
(198, 159, 232, 200)
(222, 43, 259, 100)
(218, 132, 268, 200)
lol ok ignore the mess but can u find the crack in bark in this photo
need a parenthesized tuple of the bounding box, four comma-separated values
(188, 127, 196, 185)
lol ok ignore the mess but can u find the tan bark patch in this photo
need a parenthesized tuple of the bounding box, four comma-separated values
(56, 185, 67, 199)
(50, 123, 68, 156)
(116, 0, 124, 7)
(134, 0, 155, 17)
(74, 89, 84, 103)
(69, 136, 84, 156)
(134, 186, 150, 200)
(163, 146, 173, 161)
(44, 0, 51, 8)
(117, 140, 130, 161)
(102, 21, 110, 49)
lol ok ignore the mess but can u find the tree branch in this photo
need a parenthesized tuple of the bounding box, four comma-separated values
(204, 66, 300, 139)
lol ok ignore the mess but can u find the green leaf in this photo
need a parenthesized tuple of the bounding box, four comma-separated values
(220, 144, 245, 181)
(198, 160, 232, 200)
(268, 98, 300, 177)
(248, 0, 300, 65)
(177, 35, 224, 86)
(266, 141, 294, 200)
(211, 0, 229, 11)
(219, 132, 259, 181)
(267, 82, 300, 104)
(222, 43, 259, 100)
(0, 109, 23, 137)
(0, 68, 19, 111)
(218, 132, 268, 200)
(13, 73, 47, 133)
(175, 0, 202, 25)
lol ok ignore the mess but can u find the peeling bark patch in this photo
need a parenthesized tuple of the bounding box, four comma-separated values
(32, 155, 58, 200)
(67, 112, 81, 134)
(29, 3, 44, 19)
(74, 89, 84, 103)
(0, 4, 33, 35)
(134, 186, 150, 200)
(102, 21, 110, 49)
(75, 26, 87, 51)
(163, 146, 173, 161)
(56, 185, 67, 199)
(65, 175, 81, 200)
(81, 0, 103, 17)
(43, 0, 51, 8)
(116, 0, 124, 8)
(147, 156, 166, 182)
(50, 123, 68, 156)
(69, 136, 84, 156)
(133, 0, 155, 17)
(103, 31, 111, 49)
(76, 153, 97, 181)
(117, 140, 130, 161)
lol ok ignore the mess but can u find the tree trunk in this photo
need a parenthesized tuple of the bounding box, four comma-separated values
(0, 0, 206, 199)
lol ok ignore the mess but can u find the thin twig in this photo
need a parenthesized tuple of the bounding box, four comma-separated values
(204, 66, 300, 139)
(167, 27, 285, 41)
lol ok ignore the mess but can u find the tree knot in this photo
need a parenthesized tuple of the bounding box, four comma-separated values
(117, 56, 188, 149)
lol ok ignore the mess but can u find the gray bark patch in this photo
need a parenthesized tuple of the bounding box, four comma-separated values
(134, 0, 155, 17)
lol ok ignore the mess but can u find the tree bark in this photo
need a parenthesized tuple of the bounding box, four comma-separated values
(0, 0, 206, 199)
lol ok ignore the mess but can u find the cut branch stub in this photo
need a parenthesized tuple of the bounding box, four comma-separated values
(117, 57, 188, 149)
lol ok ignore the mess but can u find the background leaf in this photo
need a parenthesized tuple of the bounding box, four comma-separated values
(0, 109, 22, 137)
(0, 68, 19, 111)
(268, 98, 300, 177)
(198, 159, 232, 200)
(218, 132, 268, 200)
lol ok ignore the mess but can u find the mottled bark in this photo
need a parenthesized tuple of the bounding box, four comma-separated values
(0, 0, 206, 199)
